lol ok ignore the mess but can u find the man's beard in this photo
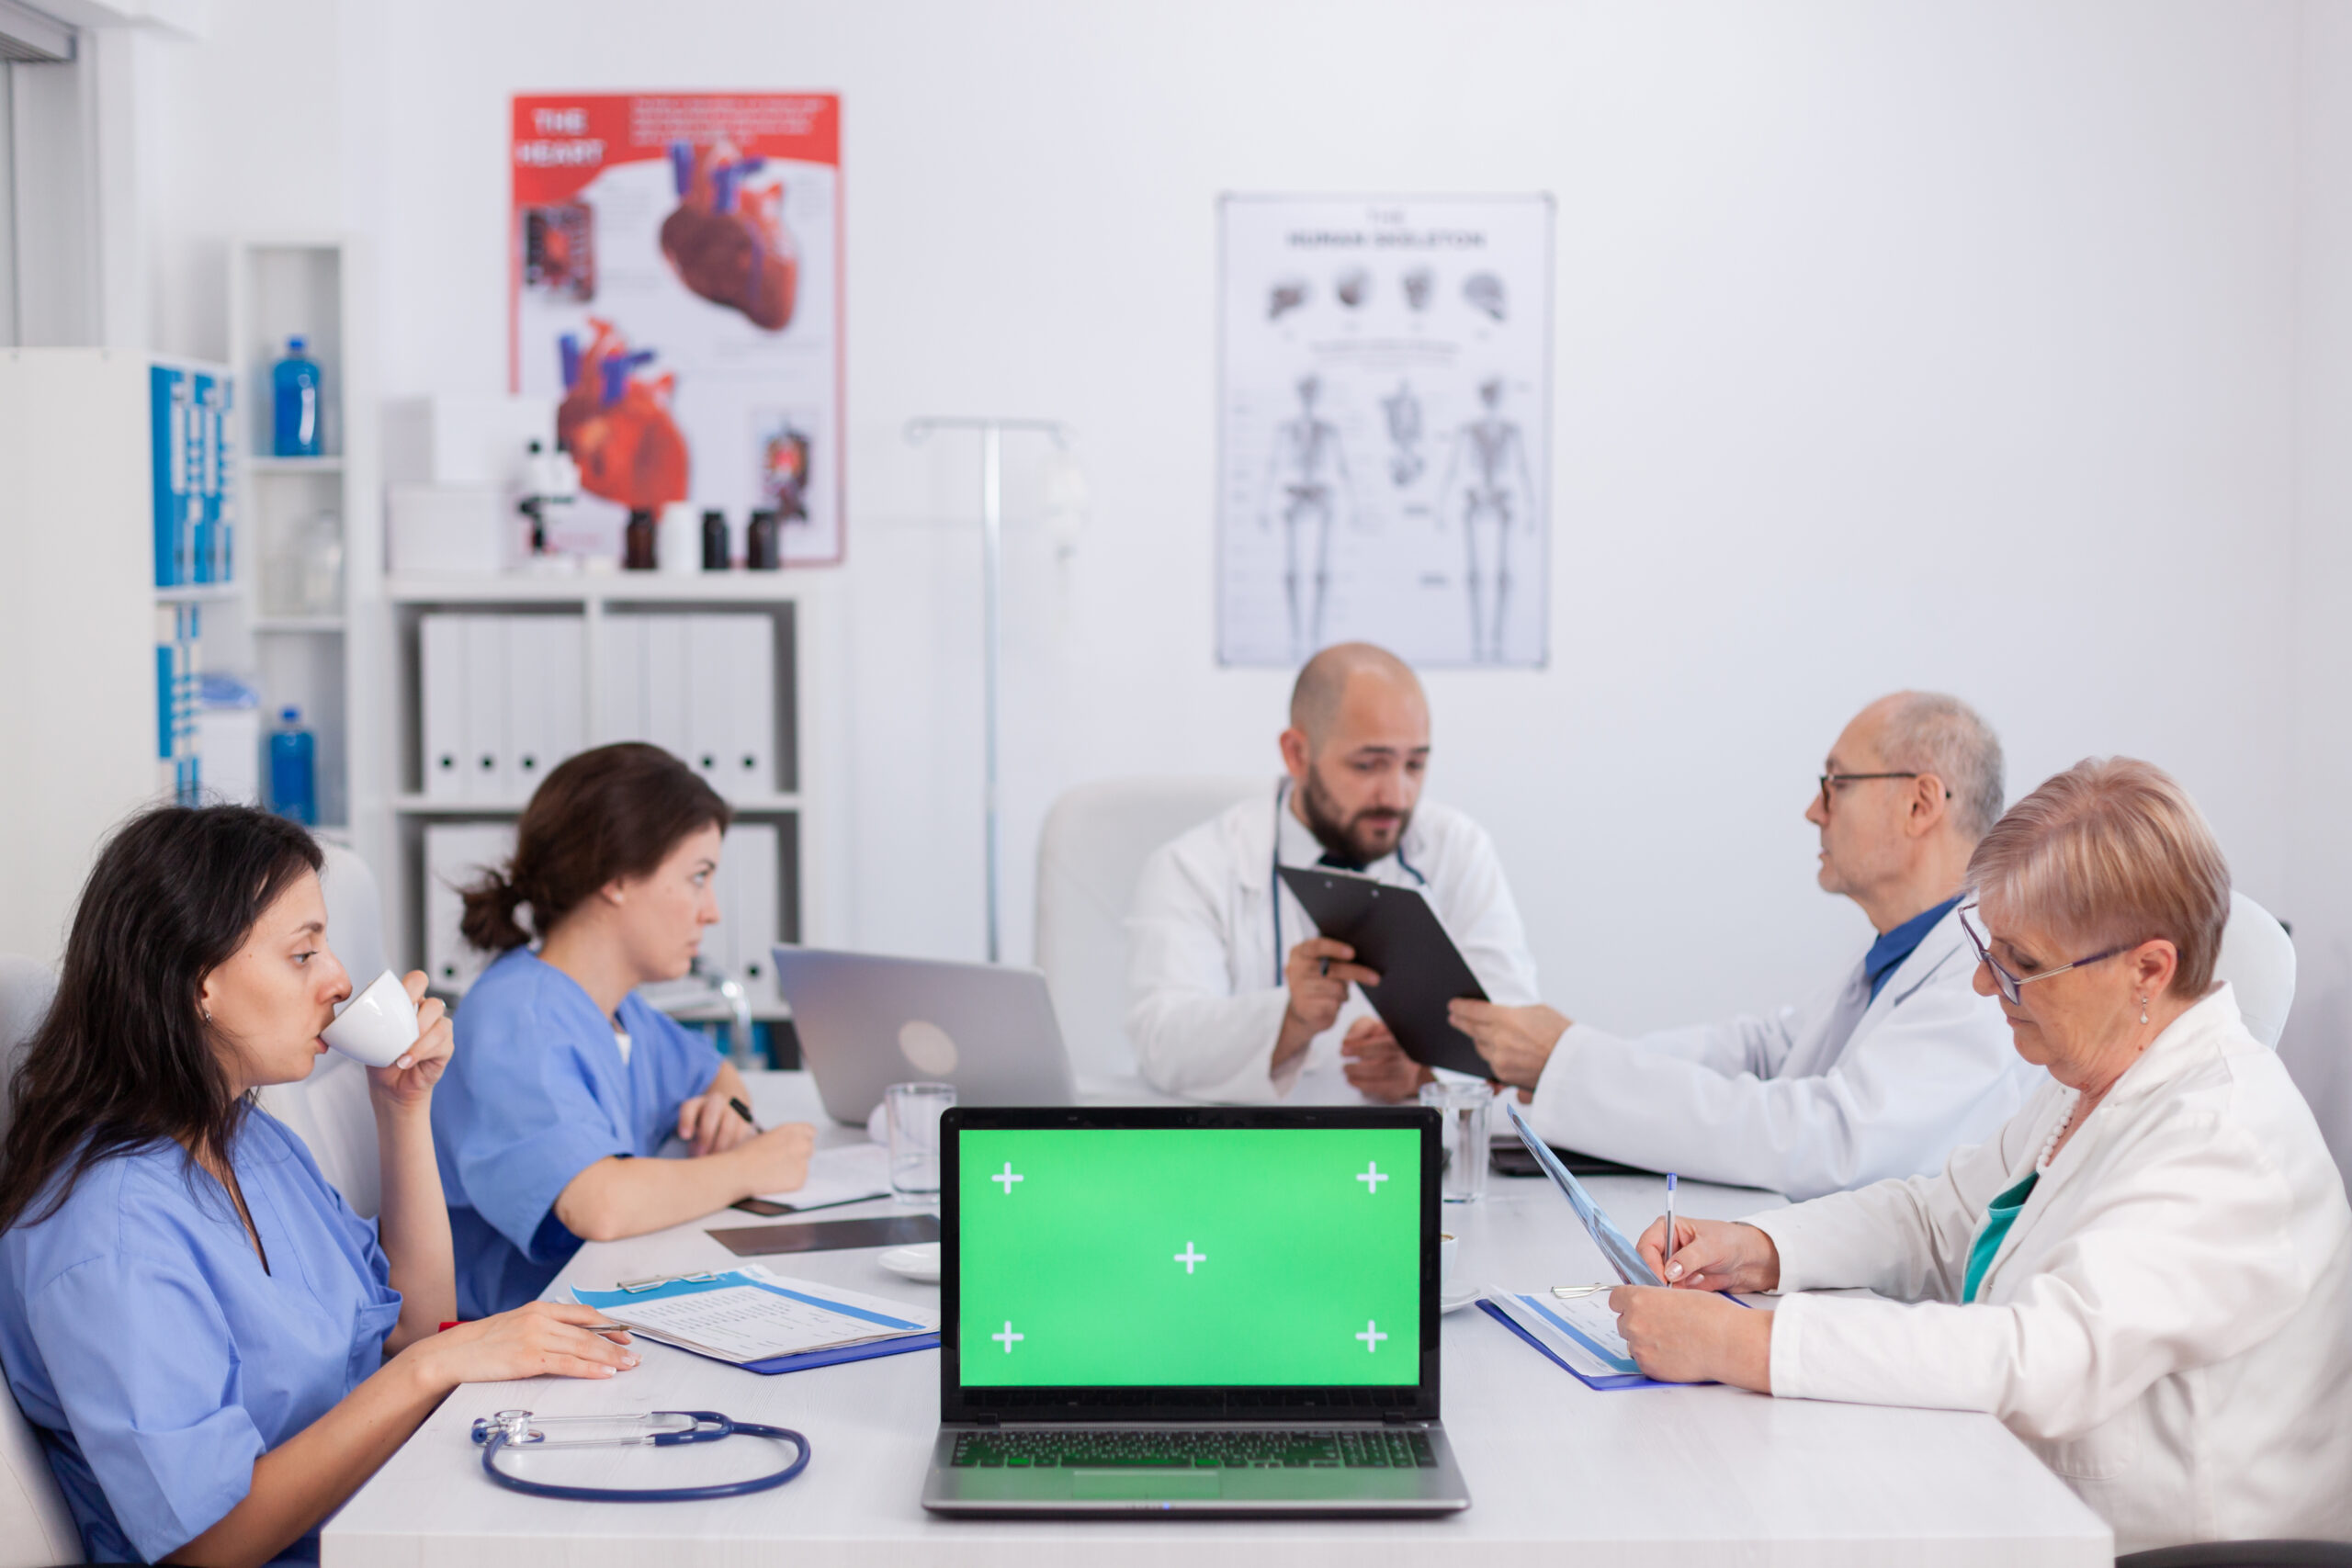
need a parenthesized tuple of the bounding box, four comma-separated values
(1297, 765, 1410, 869)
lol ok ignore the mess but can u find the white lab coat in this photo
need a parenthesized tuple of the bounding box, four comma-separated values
(1746, 985, 2352, 1554)
(1526, 906, 2036, 1199)
(1125, 785, 1539, 1103)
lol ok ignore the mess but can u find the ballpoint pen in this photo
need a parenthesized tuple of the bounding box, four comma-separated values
(1663, 1173, 1678, 1282)
(729, 1096, 763, 1132)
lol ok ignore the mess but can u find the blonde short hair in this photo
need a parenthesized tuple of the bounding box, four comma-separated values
(1965, 758, 2231, 997)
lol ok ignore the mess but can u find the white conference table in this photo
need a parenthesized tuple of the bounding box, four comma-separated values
(328, 1071, 2112, 1566)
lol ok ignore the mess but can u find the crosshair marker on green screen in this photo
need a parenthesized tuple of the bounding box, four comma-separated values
(956, 1126, 1422, 1387)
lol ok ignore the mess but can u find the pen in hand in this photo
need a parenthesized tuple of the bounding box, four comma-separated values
(1663, 1172, 1678, 1282)
(729, 1096, 763, 1133)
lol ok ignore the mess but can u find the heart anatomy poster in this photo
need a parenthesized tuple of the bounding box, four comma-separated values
(1218, 195, 1553, 667)
(511, 93, 842, 564)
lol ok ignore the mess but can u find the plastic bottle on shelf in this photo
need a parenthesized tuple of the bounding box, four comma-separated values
(701, 509, 729, 570)
(299, 513, 344, 615)
(746, 509, 781, 570)
(624, 509, 658, 570)
(658, 502, 701, 577)
(271, 336, 322, 457)
(268, 706, 317, 825)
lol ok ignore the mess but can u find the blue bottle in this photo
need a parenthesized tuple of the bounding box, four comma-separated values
(269, 706, 317, 825)
(272, 335, 322, 457)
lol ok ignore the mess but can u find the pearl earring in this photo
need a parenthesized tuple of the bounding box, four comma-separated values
(2138, 996, 2149, 1025)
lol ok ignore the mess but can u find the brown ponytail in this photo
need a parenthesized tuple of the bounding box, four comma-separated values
(457, 742, 732, 953)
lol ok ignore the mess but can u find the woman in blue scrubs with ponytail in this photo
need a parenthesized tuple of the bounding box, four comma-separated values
(0, 806, 637, 1565)
(433, 742, 815, 1318)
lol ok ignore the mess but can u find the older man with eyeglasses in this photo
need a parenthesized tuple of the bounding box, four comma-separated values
(1447, 691, 2034, 1199)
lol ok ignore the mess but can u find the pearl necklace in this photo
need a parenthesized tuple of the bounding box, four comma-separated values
(2038, 1088, 2085, 1170)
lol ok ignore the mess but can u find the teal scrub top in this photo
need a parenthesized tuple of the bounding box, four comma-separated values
(1962, 1168, 2041, 1304)
(432, 948, 722, 1318)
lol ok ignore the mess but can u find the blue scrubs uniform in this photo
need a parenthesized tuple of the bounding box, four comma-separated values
(434, 948, 722, 1318)
(0, 1111, 401, 1564)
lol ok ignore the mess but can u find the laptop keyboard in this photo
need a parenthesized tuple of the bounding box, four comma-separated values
(949, 1428, 1438, 1470)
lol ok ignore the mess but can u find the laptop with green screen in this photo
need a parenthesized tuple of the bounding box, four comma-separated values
(921, 1107, 1470, 1516)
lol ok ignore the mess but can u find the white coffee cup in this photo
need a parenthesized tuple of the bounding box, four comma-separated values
(322, 969, 420, 1068)
(1440, 1232, 1460, 1292)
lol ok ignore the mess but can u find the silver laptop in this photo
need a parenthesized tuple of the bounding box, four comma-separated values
(772, 947, 1080, 1126)
(922, 1106, 1471, 1517)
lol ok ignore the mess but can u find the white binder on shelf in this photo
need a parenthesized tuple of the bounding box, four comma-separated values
(597, 614, 649, 744)
(460, 615, 510, 801)
(731, 615, 777, 799)
(420, 615, 467, 800)
(507, 615, 585, 797)
(423, 823, 517, 993)
(545, 615, 587, 771)
(728, 821, 782, 1005)
(685, 615, 733, 793)
(645, 615, 690, 763)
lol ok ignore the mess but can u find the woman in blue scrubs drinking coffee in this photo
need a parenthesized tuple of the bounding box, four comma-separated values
(0, 805, 636, 1565)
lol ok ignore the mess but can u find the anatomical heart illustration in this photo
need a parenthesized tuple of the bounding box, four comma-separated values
(514, 93, 842, 562)
(661, 141, 798, 332)
(556, 319, 691, 512)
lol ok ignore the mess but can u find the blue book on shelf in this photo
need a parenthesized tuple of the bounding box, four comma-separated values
(149, 365, 183, 588)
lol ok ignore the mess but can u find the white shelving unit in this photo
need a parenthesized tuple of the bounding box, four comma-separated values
(379, 573, 840, 1031)
(224, 236, 381, 860)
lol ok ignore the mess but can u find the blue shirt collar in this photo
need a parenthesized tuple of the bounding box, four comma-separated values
(1863, 894, 1962, 1002)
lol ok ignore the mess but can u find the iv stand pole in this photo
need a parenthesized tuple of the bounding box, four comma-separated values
(902, 417, 1073, 964)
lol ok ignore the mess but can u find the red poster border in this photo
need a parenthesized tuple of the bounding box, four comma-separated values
(508, 91, 846, 566)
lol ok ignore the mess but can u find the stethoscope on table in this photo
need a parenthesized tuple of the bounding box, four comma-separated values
(1268, 781, 1426, 986)
(471, 1409, 810, 1502)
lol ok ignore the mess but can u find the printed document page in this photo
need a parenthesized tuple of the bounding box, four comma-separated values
(1485, 1288, 1642, 1379)
(582, 1268, 935, 1363)
(758, 1141, 890, 1210)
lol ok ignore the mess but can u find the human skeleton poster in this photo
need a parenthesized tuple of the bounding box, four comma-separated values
(1217, 194, 1552, 668)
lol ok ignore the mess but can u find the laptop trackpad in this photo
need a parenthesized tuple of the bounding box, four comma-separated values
(1070, 1469, 1221, 1500)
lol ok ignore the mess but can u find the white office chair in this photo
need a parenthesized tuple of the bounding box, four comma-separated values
(2216, 890, 2295, 1052)
(0, 955, 57, 1153)
(0, 955, 85, 1567)
(255, 841, 391, 1218)
(1034, 774, 1268, 1079)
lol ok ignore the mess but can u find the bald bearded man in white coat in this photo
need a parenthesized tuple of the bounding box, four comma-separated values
(1451, 693, 2036, 1200)
(1125, 644, 1540, 1104)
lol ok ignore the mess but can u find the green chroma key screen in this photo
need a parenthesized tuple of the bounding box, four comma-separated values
(956, 1126, 1422, 1387)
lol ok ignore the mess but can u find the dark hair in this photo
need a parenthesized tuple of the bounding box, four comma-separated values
(0, 805, 322, 1232)
(458, 742, 732, 953)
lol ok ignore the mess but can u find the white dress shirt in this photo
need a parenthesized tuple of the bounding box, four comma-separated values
(1746, 984, 2352, 1554)
(1525, 906, 2037, 1199)
(1125, 783, 1539, 1103)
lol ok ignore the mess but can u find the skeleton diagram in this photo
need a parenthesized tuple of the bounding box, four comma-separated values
(1436, 378, 1535, 663)
(1259, 375, 1355, 660)
(1381, 381, 1424, 487)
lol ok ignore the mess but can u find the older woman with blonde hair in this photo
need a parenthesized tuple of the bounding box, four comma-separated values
(1609, 758, 2352, 1554)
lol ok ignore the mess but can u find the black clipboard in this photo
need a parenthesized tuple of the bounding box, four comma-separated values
(1277, 865, 1489, 1078)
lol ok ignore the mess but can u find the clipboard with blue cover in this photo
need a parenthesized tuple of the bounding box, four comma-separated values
(1276, 865, 1489, 1077)
(1485, 1100, 1750, 1389)
(572, 1269, 940, 1376)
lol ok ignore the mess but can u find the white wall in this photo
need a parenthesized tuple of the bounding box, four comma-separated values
(137, 1, 2333, 1126)
(2288, 2, 2352, 1170)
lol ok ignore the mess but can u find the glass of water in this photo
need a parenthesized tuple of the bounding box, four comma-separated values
(886, 1081, 956, 1205)
(1419, 1079, 1492, 1204)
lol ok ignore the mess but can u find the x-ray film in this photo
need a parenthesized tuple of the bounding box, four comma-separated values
(1504, 1100, 1663, 1287)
